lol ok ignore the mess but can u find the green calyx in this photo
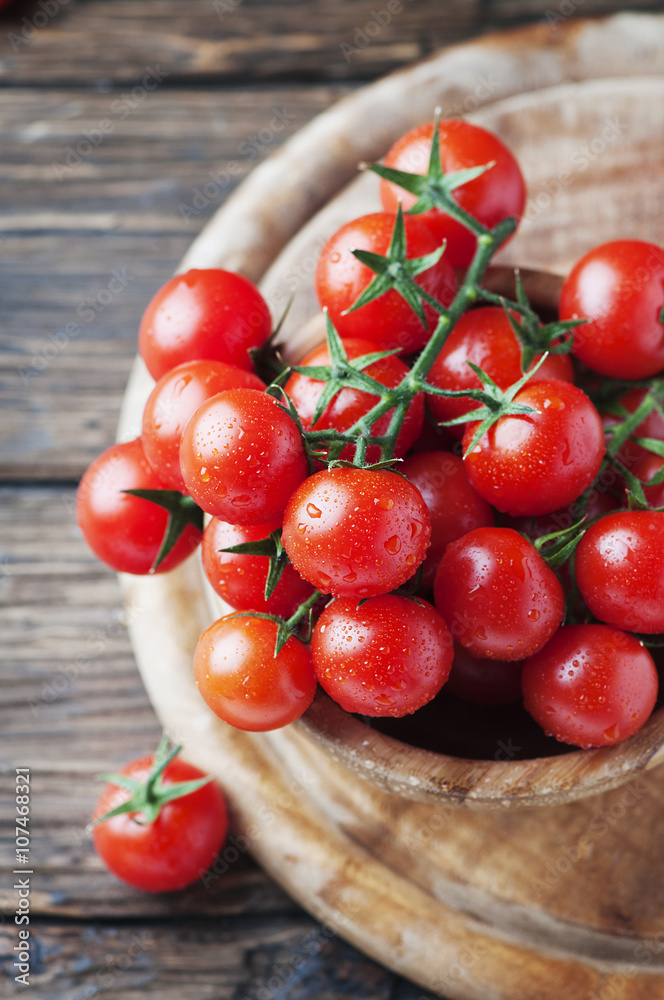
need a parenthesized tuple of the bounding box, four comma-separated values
(91, 736, 212, 828)
(219, 528, 289, 603)
(123, 489, 203, 571)
(228, 588, 322, 656)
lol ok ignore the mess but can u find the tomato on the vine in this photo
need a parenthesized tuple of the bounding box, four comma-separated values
(281, 467, 431, 598)
(179, 388, 308, 523)
(379, 119, 526, 268)
(311, 594, 453, 717)
(194, 614, 316, 731)
(522, 624, 658, 748)
(139, 268, 272, 381)
(434, 527, 565, 661)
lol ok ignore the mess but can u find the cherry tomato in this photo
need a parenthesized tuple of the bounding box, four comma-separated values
(194, 614, 316, 731)
(522, 624, 658, 748)
(179, 388, 308, 524)
(311, 594, 453, 717)
(434, 527, 565, 661)
(202, 517, 314, 618)
(462, 379, 605, 517)
(285, 337, 424, 463)
(575, 511, 664, 633)
(76, 437, 202, 575)
(559, 240, 664, 379)
(92, 752, 228, 893)
(379, 119, 526, 268)
(282, 467, 431, 598)
(315, 211, 455, 353)
(445, 642, 524, 705)
(139, 269, 272, 381)
(401, 450, 494, 589)
(142, 359, 265, 491)
(425, 306, 574, 433)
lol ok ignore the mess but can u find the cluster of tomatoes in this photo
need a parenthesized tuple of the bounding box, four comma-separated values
(78, 115, 664, 769)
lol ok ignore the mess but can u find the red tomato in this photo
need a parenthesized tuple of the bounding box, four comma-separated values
(311, 594, 453, 717)
(462, 379, 605, 516)
(315, 212, 456, 353)
(92, 754, 228, 893)
(281, 467, 431, 598)
(434, 527, 565, 661)
(139, 269, 272, 381)
(401, 450, 494, 589)
(202, 517, 314, 617)
(445, 642, 524, 705)
(179, 388, 308, 524)
(575, 511, 664, 633)
(379, 119, 526, 268)
(285, 337, 424, 463)
(194, 614, 316, 731)
(426, 306, 574, 433)
(76, 437, 202, 575)
(142, 359, 265, 491)
(522, 625, 658, 748)
(559, 240, 664, 379)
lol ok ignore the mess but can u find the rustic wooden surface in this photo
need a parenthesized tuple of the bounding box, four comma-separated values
(0, 2, 661, 998)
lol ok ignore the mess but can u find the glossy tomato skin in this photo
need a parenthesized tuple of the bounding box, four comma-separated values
(401, 450, 494, 589)
(76, 437, 202, 574)
(315, 212, 456, 353)
(575, 511, 664, 633)
(462, 379, 605, 517)
(445, 642, 524, 705)
(142, 359, 265, 491)
(559, 240, 664, 379)
(311, 595, 453, 717)
(522, 624, 658, 748)
(139, 269, 272, 381)
(282, 467, 431, 598)
(285, 338, 424, 463)
(426, 306, 574, 431)
(92, 756, 228, 893)
(201, 517, 314, 618)
(180, 388, 308, 524)
(434, 527, 565, 661)
(194, 615, 316, 731)
(379, 119, 526, 268)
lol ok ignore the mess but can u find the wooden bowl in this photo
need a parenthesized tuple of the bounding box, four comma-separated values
(118, 14, 664, 1000)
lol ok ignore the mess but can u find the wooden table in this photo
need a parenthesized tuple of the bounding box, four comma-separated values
(1, 2, 661, 997)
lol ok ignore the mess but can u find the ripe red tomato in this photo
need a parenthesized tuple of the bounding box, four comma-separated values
(315, 211, 455, 353)
(559, 240, 664, 379)
(142, 359, 265, 491)
(445, 642, 524, 705)
(139, 269, 272, 381)
(202, 516, 314, 618)
(575, 511, 664, 633)
(311, 594, 453, 717)
(426, 306, 574, 432)
(462, 379, 605, 516)
(92, 753, 228, 893)
(281, 467, 431, 598)
(379, 119, 526, 268)
(194, 614, 316, 731)
(522, 624, 658, 748)
(434, 527, 565, 661)
(401, 450, 494, 589)
(179, 388, 308, 523)
(76, 437, 202, 574)
(285, 337, 424, 463)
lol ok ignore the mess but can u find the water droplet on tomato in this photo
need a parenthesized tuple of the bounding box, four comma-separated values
(375, 496, 394, 511)
(306, 503, 322, 518)
(385, 535, 401, 554)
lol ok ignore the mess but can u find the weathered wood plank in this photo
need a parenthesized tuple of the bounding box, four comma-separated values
(0, 0, 479, 85)
(0, 86, 349, 480)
